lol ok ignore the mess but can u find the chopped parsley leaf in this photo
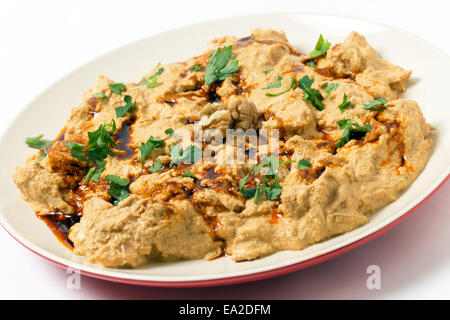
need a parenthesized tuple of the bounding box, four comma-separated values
(65, 142, 88, 162)
(298, 75, 324, 110)
(363, 97, 388, 111)
(297, 159, 312, 169)
(306, 61, 316, 68)
(168, 145, 183, 166)
(115, 95, 136, 118)
(65, 120, 117, 182)
(86, 120, 117, 163)
(204, 46, 239, 86)
(182, 170, 198, 180)
(149, 159, 164, 173)
(25, 134, 54, 161)
(93, 92, 108, 99)
(85, 162, 105, 183)
(105, 175, 130, 206)
(26, 134, 53, 150)
(262, 178, 282, 201)
(109, 83, 125, 95)
(262, 68, 274, 74)
(263, 76, 283, 90)
(336, 119, 372, 148)
(253, 154, 279, 176)
(189, 64, 202, 72)
(139, 136, 164, 167)
(169, 144, 202, 167)
(266, 77, 296, 97)
(238, 155, 284, 203)
(165, 128, 174, 136)
(309, 34, 331, 58)
(279, 160, 296, 167)
(253, 177, 282, 204)
(239, 173, 256, 199)
(338, 93, 351, 111)
(324, 83, 339, 99)
(140, 67, 164, 88)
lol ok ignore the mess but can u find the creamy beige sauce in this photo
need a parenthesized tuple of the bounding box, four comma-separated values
(13, 29, 432, 268)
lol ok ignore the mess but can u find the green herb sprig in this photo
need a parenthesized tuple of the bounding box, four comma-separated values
(363, 97, 388, 111)
(115, 95, 136, 118)
(182, 170, 198, 180)
(263, 76, 283, 90)
(139, 136, 164, 167)
(204, 46, 239, 86)
(140, 67, 164, 88)
(189, 64, 202, 72)
(105, 175, 130, 206)
(169, 144, 202, 167)
(298, 75, 324, 110)
(109, 83, 125, 95)
(336, 119, 371, 148)
(65, 120, 117, 182)
(238, 155, 290, 204)
(324, 83, 339, 99)
(309, 34, 331, 58)
(338, 94, 351, 111)
(149, 159, 164, 173)
(25, 134, 54, 161)
(297, 159, 312, 169)
(266, 77, 296, 97)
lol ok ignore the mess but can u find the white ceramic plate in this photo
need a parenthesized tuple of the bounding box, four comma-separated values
(0, 13, 449, 287)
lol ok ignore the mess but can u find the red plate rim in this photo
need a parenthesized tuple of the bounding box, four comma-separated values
(1, 175, 448, 288)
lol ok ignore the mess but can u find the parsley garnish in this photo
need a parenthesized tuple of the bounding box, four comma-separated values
(165, 128, 174, 136)
(25, 134, 54, 161)
(363, 97, 388, 111)
(93, 92, 108, 99)
(257, 178, 282, 202)
(204, 46, 239, 86)
(336, 119, 371, 148)
(25, 135, 52, 151)
(109, 83, 125, 95)
(189, 64, 202, 72)
(86, 120, 117, 164)
(267, 180, 283, 200)
(239, 173, 256, 198)
(263, 76, 283, 90)
(238, 155, 285, 203)
(139, 136, 164, 167)
(324, 83, 339, 99)
(262, 68, 273, 74)
(140, 67, 164, 88)
(338, 93, 351, 111)
(65, 120, 117, 182)
(297, 159, 312, 169)
(115, 95, 136, 118)
(266, 77, 296, 97)
(26, 135, 53, 150)
(253, 155, 279, 176)
(65, 142, 88, 162)
(85, 162, 105, 183)
(149, 159, 164, 173)
(306, 61, 316, 68)
(169, 144, 202, 167)
(182, 170, 198, 180)
(298, 75, 324, 110)
(309, 34, 331, 58)
(105, 175, 130, 206)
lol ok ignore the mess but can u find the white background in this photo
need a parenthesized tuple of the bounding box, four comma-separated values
(0, 0, 449, 299)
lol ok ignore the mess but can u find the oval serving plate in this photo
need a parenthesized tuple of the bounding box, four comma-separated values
(0, 13, 449, 287)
